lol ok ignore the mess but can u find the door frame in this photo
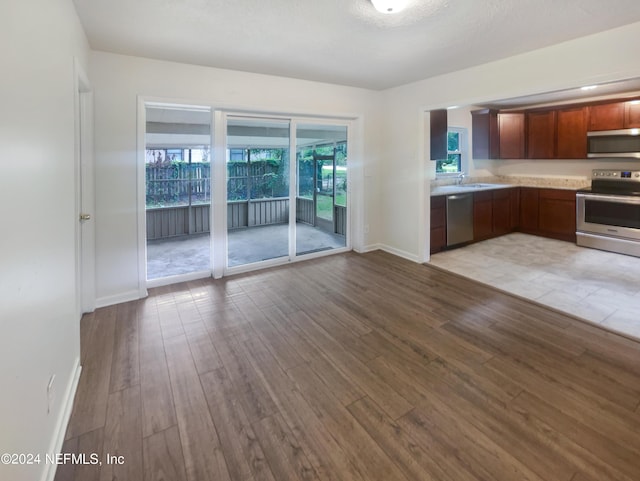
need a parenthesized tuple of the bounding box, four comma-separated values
(221, 112, 354, 277)
(137, 98, 215, 290)
(136, 98, 362, 286)
(74, 58, 95, 315)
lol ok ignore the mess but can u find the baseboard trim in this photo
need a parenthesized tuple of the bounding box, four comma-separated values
(356, 243, 384, 253)
(42, 360, 82, 481)
(376, 244, 421, 263)
(95, 289, 143, 309)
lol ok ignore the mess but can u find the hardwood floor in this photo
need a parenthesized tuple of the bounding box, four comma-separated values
(56, 251, 640, 481)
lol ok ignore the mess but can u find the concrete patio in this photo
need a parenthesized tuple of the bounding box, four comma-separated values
(146, 222, 346, 279)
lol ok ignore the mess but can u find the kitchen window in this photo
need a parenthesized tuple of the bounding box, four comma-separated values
(436, 127, 468, 176)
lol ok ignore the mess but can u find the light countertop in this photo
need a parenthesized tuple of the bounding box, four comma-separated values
(430, 176, 590, 197)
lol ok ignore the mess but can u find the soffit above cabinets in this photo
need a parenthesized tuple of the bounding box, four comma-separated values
(479, 78, 640, 110)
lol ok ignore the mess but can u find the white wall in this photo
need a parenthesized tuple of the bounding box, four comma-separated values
(0, 1, 89, 480)
(380, 21, 640, 262)
(90, 52, 382, 305)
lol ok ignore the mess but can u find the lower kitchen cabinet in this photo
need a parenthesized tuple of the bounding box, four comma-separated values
(537, 189, 576, 242)
(509, 188, 520, 231)
(519, 187, 540, 232)
(430, 186, 575, 254)
(473, 188, 518, 242)
(492, 189, 512, 236)
(519, 187, 576, 242)
(473, 191, 493, 241)
(430, 195, 446, 254)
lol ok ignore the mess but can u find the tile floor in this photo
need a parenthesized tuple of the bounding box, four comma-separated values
(428, 232, 640, 340)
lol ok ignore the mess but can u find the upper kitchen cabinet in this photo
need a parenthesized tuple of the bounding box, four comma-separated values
(498, 113, 525, 159)
(556, 107, 587, 158)
(471, 109, 524, 159)
(526, 110, 556, 158)
(471, 95, 640, 161)
(588, 102, 625, 131)
(471, 109, 499, 159)
(625, 101, 640, 128)
(430, 109, 448, 160)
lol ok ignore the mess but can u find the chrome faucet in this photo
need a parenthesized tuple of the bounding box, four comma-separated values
(457, 172, 466, 185)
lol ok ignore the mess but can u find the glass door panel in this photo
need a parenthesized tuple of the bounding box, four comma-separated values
(226, 118, 290, 267)
(295, 124, 347, 255)
(145, 105, 211, 280)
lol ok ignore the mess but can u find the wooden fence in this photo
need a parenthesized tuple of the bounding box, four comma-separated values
(146, 163, 210, 207)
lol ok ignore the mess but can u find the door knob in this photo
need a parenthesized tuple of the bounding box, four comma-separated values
(80, 214, 91, 221)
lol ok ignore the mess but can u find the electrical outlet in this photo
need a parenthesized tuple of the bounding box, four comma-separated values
(47, 374, 56, 414)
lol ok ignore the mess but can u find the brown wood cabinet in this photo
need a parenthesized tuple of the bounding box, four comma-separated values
(430, 109, 448, 160)
(537, 189, 576, 242)
(473, 188, 518, 241)
(430, 195, 446, 254)
(556, 107, 587, 158)
(588, 102, 625, 131)
(471, 97, 640, 163)
(625, 101, 640, 128)
(519, 188, 540, 232)
(498, 113, 525, 159)
(509, 188, 520, 231)
(473, 191, 493, 241)
(519, 187, 576, 242)
(430, 187, 574, 254)
(527, 110, 556, 158)
(471, 109, 499, 159)
(492, 189, 511, 236)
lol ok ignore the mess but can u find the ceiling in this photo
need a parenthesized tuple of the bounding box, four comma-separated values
(73, 0, 640, 90)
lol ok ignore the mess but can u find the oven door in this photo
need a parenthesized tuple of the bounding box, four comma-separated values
(576, 192, 640, 241)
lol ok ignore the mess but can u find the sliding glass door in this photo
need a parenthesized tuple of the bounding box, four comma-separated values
(141, 106, 350, 284)
(224, 116, 348, 270)
(226, 117, 291, 267)
(295, 123, 348, 255)
(145, 104, 211, 281)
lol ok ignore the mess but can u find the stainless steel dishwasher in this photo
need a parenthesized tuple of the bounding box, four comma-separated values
(446, 193, 474, 246)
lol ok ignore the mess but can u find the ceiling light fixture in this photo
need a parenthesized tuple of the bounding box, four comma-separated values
(581, 85, 598, 91)
(371, 0, 409, 14)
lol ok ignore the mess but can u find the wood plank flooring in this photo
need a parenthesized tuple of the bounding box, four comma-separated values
(56, 251, 640, 481)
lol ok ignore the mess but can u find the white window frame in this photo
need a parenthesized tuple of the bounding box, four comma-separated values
(435, 126, 469, 178)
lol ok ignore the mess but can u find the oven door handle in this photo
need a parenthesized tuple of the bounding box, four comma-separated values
(577, 192, 640, 204)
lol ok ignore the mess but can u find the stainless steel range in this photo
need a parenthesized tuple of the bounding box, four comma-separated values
(576, 169, 640, 257)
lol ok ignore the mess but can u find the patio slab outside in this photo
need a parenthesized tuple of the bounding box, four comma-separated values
(146, 222, 345, 279)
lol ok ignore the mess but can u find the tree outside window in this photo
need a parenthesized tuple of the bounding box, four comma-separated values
(436, 131, 462, 174)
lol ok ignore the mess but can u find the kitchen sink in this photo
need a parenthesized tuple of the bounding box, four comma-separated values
(431, 182, 512, 196)
(465, 183, 496, 188)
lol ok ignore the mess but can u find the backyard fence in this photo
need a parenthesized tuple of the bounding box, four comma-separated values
(146, 162, 211, 207)
(145, 161, 345, 240)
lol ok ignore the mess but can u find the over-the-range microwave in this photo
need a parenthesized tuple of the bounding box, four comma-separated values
(587, 128, 640, 158)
